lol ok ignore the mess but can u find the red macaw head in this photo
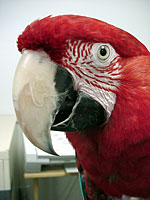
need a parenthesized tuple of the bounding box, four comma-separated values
(13, 15, 149, 154)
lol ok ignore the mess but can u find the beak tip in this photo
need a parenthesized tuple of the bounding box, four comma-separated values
(42, 144, 59, 156)
(29, 133, 59, 156)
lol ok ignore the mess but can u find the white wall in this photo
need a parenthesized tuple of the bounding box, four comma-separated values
(0, 0, 150, 115)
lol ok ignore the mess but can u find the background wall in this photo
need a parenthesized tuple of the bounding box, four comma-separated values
(0, 0, 150, 115)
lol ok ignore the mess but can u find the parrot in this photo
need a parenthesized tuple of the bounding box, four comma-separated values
(12, 15, 150, 200)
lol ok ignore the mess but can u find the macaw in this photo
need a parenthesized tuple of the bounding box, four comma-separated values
(13, 15, 150, 200)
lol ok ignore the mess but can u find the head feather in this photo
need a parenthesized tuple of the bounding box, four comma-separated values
(18, 15, 149, 63)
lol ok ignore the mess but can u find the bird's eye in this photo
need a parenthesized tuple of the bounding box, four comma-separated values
(97, 45, 110, 61)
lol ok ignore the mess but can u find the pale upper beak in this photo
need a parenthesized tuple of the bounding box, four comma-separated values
(13, 50, 60, 154)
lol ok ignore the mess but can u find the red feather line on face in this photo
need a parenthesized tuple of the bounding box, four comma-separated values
(62, 40, 121, 92)
(17, 15, 149, 65)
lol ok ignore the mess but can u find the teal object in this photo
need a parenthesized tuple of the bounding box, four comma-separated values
(79, 173, 87, 200)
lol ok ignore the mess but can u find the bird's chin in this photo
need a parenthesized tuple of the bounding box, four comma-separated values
(13, 50, 107, 154)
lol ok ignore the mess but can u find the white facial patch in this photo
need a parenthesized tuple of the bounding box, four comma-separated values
(63, 40, 122, 119)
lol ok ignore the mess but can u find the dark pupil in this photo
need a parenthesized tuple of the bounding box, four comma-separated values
(100, 47, 107, 56)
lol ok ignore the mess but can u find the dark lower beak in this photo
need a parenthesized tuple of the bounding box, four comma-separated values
(13, 50, 106, 154)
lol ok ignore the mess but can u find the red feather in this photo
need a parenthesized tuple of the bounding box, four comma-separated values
(18, 15, 149, 63)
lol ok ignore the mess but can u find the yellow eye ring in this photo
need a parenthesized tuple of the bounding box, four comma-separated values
(97, 45, 110, 61)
